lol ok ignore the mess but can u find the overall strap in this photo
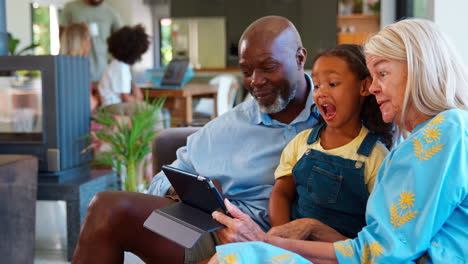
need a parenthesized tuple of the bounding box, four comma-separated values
(356, 132, 379, 157)
(307, 122, 326, 144)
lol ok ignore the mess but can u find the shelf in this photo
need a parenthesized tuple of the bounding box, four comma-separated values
(337, 32, 374, 45)
(338, 14, 379, 20)
(337, 13, 380, 34)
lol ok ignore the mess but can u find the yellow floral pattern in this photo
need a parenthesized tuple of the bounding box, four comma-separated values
(334, 239, 354, 257)
(413, 115, 445, 162)
(265, 254, 297, 264)
(390, 191, 419, 228)
(360, 241, 385, 264)
(218, 251, 240, 264)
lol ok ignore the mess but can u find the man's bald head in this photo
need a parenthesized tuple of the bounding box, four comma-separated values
(238, 16, 308, 116)
(239, 16, 303, 56)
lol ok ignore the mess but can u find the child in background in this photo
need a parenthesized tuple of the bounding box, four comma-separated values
(269, 44, 393, 239)
(98, 24, 149, 106)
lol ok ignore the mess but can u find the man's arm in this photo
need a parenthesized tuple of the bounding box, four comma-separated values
(269, 176, 296, 227)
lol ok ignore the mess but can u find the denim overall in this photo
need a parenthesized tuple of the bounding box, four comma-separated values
(291, 123, 379, 238)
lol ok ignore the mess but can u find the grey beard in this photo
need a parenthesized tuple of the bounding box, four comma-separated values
(258, 85, 297, 114)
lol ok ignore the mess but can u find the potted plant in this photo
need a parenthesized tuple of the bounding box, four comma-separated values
(339, 0, 354, 15)
(90, 97, 166, 192)
(368, 0, 381, 14)
(8, 32, 39, 56)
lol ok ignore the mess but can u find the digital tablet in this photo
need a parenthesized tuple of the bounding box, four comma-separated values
(162, 165, 228, 215)
(143, 165, 229, 248)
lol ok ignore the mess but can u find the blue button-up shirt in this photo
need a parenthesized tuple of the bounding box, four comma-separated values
(148, 74, 317, 231)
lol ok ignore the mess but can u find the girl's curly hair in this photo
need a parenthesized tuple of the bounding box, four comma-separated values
(107, 24, 150, 65)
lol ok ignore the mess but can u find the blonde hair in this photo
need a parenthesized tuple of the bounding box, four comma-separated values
(365, 19, 468, 128)
(60, 23, 91, 56)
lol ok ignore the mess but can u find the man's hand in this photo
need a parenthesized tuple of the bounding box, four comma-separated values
(268, 218, 348, 242)
(212, 199, 266, 244)
(166, 187, 177, 196)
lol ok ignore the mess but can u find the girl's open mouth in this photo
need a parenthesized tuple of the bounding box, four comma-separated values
(322, 104, 337, 121)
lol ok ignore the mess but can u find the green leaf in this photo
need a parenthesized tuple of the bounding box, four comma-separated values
(87, 96, 166, 192)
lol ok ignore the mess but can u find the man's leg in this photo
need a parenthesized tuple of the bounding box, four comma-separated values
(72, 190, 185, 263)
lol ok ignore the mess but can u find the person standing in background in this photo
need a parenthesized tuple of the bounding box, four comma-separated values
(59, 0, 121, 89)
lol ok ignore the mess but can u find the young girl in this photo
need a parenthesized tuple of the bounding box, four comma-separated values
(98, 24, 149, 106)
(269, 44, 393, 239)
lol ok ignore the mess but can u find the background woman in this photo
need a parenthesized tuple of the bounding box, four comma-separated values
(59, 22, 99, 111)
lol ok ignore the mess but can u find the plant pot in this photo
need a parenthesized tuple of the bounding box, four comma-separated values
(119, 162, 148, 192)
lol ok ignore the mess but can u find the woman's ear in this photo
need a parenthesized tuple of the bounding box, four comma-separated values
(360, 76, 372, 96)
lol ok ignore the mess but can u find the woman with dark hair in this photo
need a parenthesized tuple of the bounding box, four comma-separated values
(98, 24, 149, 106)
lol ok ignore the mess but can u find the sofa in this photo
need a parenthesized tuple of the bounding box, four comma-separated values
(152, 127, 200, 176)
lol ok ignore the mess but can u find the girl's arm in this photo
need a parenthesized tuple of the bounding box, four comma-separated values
(121, 82, 144, 102)
(269, 176, 296, 227)
(131, 81, 144, 101)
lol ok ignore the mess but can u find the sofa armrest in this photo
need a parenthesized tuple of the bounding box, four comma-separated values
(152, 127, 200, 175)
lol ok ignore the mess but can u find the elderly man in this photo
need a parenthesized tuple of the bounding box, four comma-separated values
(60, 0, 121, 84)
(72, 16, 316, 264)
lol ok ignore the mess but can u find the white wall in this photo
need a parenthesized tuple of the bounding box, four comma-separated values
(380, 0, 396, 28)
(379, 0, 468, 65)
(6, 0, 32, 51)
(5, 0, 156, 69)
(432, 0, 468, 65)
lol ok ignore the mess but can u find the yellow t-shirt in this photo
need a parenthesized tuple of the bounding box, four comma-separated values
(274, 126, 389, 193)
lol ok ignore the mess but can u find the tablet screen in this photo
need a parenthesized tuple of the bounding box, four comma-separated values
(162, 165, 228, 215)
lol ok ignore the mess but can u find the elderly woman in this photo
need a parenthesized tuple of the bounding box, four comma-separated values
(209, 19, 468, 264)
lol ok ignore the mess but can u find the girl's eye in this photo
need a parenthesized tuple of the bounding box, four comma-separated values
(330, 82, 339, 87)
(313, 84, 320, 89)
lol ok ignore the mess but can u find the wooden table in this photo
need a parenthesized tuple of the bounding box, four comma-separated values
(140, 82, 218, 127)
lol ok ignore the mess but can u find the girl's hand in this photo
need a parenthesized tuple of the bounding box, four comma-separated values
(212, 199, 266, 244)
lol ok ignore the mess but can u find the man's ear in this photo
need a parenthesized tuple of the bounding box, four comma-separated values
(360, 76, 372, 96)
(296, 47, 307, 69)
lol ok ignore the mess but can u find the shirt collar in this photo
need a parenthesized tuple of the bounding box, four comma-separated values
(253, 73, 314, 126)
